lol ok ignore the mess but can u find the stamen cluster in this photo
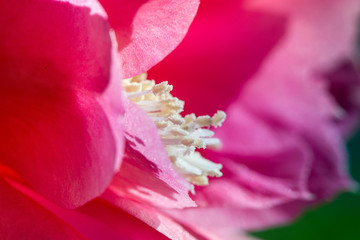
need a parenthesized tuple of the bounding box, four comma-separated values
(123, 73, 226, 191)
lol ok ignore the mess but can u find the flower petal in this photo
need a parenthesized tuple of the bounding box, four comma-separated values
(75, 199, 171, 240)
(195, 106, 314, 209)
(244, 0, 360, 71)
(165, 201, 303, 235)
(106, 98, 196, 209)
(0, 0, 124, 208)
(239, 75, 354, 197)
(0, 89, 121, 209)
(0, 0, 112, 92)
(148, 0, 286, 115)
(98, 0, 200, 78)
(103, 190, 256, 240)
(149, 0, 358, 234)
(184, 76, 352, 231)
(102, 190, 208, 240)
(5, 175, 169, 240)
(0, 177, 86, 239)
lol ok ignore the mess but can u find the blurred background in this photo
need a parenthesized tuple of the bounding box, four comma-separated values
(251, 28, 360, 240)
(251, 129, 360, 240)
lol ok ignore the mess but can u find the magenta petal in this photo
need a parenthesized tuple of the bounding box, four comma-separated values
(0, 89, 120, 209)
(148, 0, 287, 116)
(98, 0, 200, 78)
(75, 199, 170, 240)
(0, 0, 112, 92)
(102, 190, 207, 240)
(107, 98, 195, 209)
(48, 198, 171, 240)
(0, 1, 125, 208)
(0, 178, 86, 239)
(6, 176, 169, 240)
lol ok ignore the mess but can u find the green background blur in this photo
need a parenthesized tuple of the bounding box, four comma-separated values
(251, 130, 360, 240)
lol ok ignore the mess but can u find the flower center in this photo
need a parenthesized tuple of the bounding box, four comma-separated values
(123, 73, 226, 192)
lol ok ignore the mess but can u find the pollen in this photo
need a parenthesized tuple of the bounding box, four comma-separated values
(123, 73, 226, 192)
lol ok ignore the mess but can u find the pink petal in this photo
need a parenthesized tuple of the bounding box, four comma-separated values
(102, 189, 208, 240)
(0, 89, 121, 209)
(166, 201, 303, 235)
(56, 199, 171, 240)
(76, 199, 170, 240)
(107, 98, 195, 209)
(198, 106, 314, 209)
(98, 0, 200, 78)
(6, 176, 170, 240)
(1, 0, 112, 92)
(303, 124, 354, 199)
(238, 75, 354, 198)
(244, 0, 359, 71)
(0, 177, 86, 239)
(178, 74, 352, 232)
(187, 76, 352, 230)
(101, 191, 257, 240)
(0, 0, 124, 208)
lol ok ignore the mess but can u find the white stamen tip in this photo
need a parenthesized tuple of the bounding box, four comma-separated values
(212, 110, 226, 127)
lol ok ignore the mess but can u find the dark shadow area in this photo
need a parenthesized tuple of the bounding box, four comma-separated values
(325, 60, 360, 136)
(125, 131, 145, 147)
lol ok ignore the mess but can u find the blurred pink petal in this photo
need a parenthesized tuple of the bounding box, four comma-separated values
(148, 0, 360, 236)
(165, 201, 303, 237)
(99, 0, 200, 78)
(244, 0, 359, 71)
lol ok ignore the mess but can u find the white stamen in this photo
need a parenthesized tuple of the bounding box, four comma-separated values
(190, 129, 215, 138)
(123, 73, 226, 190)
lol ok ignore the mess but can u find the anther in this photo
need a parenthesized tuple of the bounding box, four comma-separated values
(212, 110, 226, 127)
(152, 81, 173, 95)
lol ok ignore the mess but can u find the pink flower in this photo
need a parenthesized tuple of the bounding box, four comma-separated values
(0, 0, 201, 238)
(2, 0, 360, 239)
(145, 0, 360, 238)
